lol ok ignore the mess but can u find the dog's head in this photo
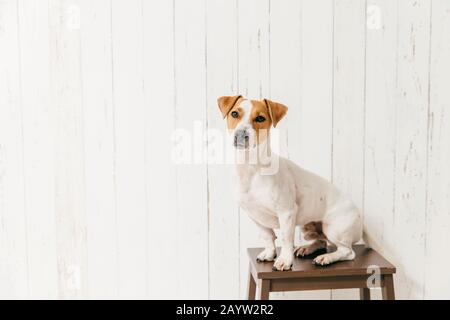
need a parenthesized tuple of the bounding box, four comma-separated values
(217, 95, 288, 150)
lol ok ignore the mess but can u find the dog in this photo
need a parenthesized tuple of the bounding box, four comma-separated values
(218, 95, 363, 271)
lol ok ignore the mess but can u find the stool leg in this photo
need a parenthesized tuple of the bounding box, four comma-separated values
(259, 279, 270, 300)
(359, 288, 371, 300)
(247, 268, 256, 300)
(382, 275, 395, 300)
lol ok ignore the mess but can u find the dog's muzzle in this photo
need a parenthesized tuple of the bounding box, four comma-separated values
(234, 129, 250, 149)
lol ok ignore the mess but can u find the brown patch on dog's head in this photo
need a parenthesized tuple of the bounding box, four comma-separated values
(225, 98, 245, 130)
(217, 95, 243, 119)
(225, 99, 273, 144)
(249, 100, 272, 144)
(218, 96, 289, 148)
(264, 99, 288, 128)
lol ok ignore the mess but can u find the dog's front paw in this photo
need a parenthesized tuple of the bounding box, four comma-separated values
(313, 253, 333, 266)
(272, 254, 293, 271)
(256, 249, 277, 262)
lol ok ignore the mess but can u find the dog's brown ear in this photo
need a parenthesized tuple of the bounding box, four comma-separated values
(217, 95, 242, 119)
(264, 99, 288, 127)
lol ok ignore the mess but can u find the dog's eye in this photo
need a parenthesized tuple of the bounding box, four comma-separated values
(231, 111, 239, 118)
(255, 116, 266, 123)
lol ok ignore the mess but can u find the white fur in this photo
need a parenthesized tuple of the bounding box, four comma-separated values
(230, 100, 363, 270)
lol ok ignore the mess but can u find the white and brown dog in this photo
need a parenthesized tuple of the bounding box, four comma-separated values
(218, 95, 363, 271)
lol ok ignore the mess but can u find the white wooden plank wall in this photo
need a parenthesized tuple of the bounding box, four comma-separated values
(394, 0, 431, 300)
(206, 0, 240, 300)
(426, 0, 450, 300)
(363, 0, 398, 301)
(0, 0, 28, 298)
(48, 0, 87, 298)
(331, 0, 366, 299)
(237, 0, 271, 300)
(80, 0, 118, 298)
(143, 0, 178, 300)
(0, 0, 449, 299)
(173, 0, 209, 299)
(17, 0, 59, 298)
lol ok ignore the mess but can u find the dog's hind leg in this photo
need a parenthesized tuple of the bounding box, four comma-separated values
(312, 226, 356, 265)
(312, 202, 361, 265)
(295, 221, 328, 257)
(294, 240, 327, 258)
(312, 225, 357, 265)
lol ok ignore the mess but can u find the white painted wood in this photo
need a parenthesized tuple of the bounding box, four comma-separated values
(80, 0, 118, 299)
(0, 0, 450, 300)
(292, 0, 335, 300)
(0, 0, 29, 299)
(237, 0, 271, 299)
(270, 0, 301, 300)
(17, 0, 59, 299)
(206, 0, 240, 299)
(48, 0, 88, 298)
(424, 0, 450, 300)
(298, 0, 334, 178)
(173, 0, 209, 299)
(238, 0, 271, 99)
(270, 0, 332, 300)
(111, 0, 147, 298)
(270, 0, 300, 161)
(143, 0, 178, 299)
(394, 0, 431, 300)
(331, 0, 367, 300)
(363, 0, 398, 300)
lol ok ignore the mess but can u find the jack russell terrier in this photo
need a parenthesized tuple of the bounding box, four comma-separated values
(218, 95, 363, 271)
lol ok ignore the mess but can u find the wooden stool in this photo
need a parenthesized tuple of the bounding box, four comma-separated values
(247, 245, 396, 300)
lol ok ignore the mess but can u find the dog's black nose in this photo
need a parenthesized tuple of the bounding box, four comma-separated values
(234, 130, 250, 147)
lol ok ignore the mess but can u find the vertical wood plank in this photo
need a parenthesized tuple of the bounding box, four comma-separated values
(238, 0, 271, 99)
(424, 0, 450, 299)
(48, 0, 88, 298)
(206, 0, 240, 299)
(111, 0, 147, 298)
(17, 0, 58, 298)
(247, 265, 256, 300)
(394, 0, 430, 300)
(143, 0, 178, 299)
(80, 0, 118, 298)
(364, 0, 398, 301)
(264, 0, 293, 300)
(270, 0, 329, 300)
(297, 0, 334, 176)
(289, 0, 335, 300)
(237, 0, 271, 299)
(174, 0, 209, 299)
(0, 0, 29, 299)
(332, 0, 366, 300)
(259, 279, 270, 300)
(270, 0, 301, 160)
(382, 274, 396, 300)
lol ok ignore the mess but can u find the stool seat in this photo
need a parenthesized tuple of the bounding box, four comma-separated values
(247, 244, 396, 300)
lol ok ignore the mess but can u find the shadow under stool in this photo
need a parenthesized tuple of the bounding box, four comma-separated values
(247, 244, 396, 300)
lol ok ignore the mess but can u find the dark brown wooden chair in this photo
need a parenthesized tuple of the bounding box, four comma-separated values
(247, 244, 396, 300)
